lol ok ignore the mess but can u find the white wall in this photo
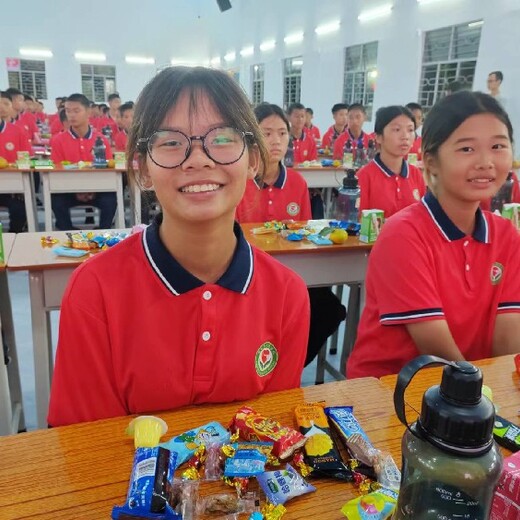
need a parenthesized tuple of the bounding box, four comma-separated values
(1, 0, 519, 140)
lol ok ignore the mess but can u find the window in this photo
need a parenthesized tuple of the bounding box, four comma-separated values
(81, 64, 117, 102)
(251, 64, 265, 106)
(343, 42, 378, 120)
(419, 21, 482, 110)
(283, 57, 302, 110)
(6, 59, 48, 99)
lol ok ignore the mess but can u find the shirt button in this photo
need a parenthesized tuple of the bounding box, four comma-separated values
(463, 240, 469, 247)
(268, 200, 273, 205)
(202, 290, 212, 301)
(466, 264, 470, 271)
(202, 331, 211, 342)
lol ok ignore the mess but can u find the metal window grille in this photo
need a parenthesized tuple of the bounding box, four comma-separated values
(419, 21, 482, 109)
(80, 64, 117, 102)
(343, 42, 378, 120)
(7, 59, 48, 99)
(283, 57, 302, 110)
(251, 64, 265, 106)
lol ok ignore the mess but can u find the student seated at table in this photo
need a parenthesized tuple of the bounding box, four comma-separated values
(0, 91, 30, 232)
(113, 102, 134, 152)
(287, 103, 317, 164)
(94, 93, 121, 138)
(405, 102, 423, 160)
(5, 87, 39, 149)
(481, 171, 520, 212)
(333, 103, 372, 160)
(347, 91, 520, 379)
(321, 103, 348, 150)
(356, 106, 426, 217)
(50, 93, 116, 230)
(47, 67, 310, 426)
(305, 107, 320, 141)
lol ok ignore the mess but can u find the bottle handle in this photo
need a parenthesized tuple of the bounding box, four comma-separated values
(393, 355, 457, 433)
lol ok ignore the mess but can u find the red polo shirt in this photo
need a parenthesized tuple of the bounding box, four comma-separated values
(292, 130, 317, 164)
(47, 220, 310, 426)
(50, 117, 64, 136)
(94, 115, 119, 136)
(321, 125, 347, 149)
(357, 154, 426, 217)
(113, 129, 128, 152)
(408, 135, 422, 160)
(481, 172, 520, 212)
(50, 126, 113, 164)
(0, 120, 30, 163)
(306, 125, 321, 141)
(347, 191, 520, 379)
(236, 165, 312, 223)
(333, 129, 373, 160)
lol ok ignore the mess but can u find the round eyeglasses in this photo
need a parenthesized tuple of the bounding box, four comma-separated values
(138, 126, 254, 169)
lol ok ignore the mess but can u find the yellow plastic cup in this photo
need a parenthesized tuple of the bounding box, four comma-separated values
(126, 416, 168, 448)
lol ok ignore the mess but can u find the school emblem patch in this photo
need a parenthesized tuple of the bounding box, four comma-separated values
(5, 142, 14, 151)
(287, 202, 300, 216)
(490, 262, 504, 285)
(255, 342, 278, 377)
(413, 189, 420, 201)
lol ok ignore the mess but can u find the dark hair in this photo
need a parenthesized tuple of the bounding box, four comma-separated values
(405, 102, 422, 112)
(331, 103, 348, 114)
(422, 91, 513, 159)
(445, 80, 465, 94)
(347, 103, 366, 114)
(55, 96, 64, 102)
(305, 107, 314, 115)
(66, 93, 90, 108)
(374, 106, 416, 135)
(108, 93, 120, 102)
(254, 103, 290, 132)
(59, 108, 68, 124)
(0, 91, 12, 101)
(102, 106, 109, 115)
(5, 87, 23, 98)
(24, 94, 33, 101)
(127, 66, 268, 189)
(118, 102, 134, 117)
(489, 70, 504, 82)
(286, 102, 305, 114)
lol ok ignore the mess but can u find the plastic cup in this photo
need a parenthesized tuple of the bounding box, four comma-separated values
(126, 415, 168, 448)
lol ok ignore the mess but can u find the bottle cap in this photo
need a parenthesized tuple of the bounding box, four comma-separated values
(342, 169, 359, 189)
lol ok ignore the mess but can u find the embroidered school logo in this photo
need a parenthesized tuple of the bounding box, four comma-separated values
(287, 202, 300, 216)
(5, 142, 14, 151)
(490, 262, 504, 285)
(255, 342, 278, 377)
(413, 189, 420, 201)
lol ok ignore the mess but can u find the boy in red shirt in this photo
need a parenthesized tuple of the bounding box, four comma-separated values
(50, 93, 116, 230)
(95, 94, 121, 141)
(304, 107, 320, 141)
(287, 103, 317, 164)
(5, 88, 39, 148)
(321, 103, 348, 150)
(113, 102, 134, 151)
(333, 103, 372, 160)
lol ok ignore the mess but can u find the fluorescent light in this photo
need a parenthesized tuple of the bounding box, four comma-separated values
(468, 20, 483, 27)
(125, 55, 155, 65)
(315, 20, 341, 36)
(19, 47, 53, 58)
(260, 39, 276, 52)
(358, 4, 393, 22)
(74, 51, 106, 62)
(240, 46, 254, 57)
(417, 0, 447, 4)
(368, 70, 378, 79)
(170, 58, 208, 66)
(284, 31, 304, 45)
(224, 51, 236, 62)
(210, 56, 221, 66)
(292, 59, 303, 67)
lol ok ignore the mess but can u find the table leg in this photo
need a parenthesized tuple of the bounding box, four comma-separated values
(23, 173, 37, 232)
(329, 284, 344, 355)
(29, 271, 51, 429)
(115, 176, 125, 229)
(341, 283, 361, 376)
(41, 173, 53, 232)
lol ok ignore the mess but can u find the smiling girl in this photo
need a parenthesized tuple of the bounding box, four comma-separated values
(347, 91, 520, 379)
(48, 67, 310, 426)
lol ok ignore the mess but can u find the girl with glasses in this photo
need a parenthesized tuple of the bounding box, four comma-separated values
(48, 67, 310, 426)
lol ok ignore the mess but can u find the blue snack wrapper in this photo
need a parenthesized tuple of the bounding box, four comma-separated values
(112, 447, 180, 519)
(307, 234, 333, 245)
(160, 421, 230, 468)
(257, 464, 316, 505)
(52, 246, 89, 257)
(224, 449, 267, 477)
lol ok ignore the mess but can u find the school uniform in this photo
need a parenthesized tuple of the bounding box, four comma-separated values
(12, 111, 37, 149)
(236, 164, 312, 223)
(357, 153, 426, 217)
(408, 135, 422, 160)
(481, 171, 520, 212)
(94, 114, 119, 137)
(50, 127, 116, 230)
(321, 125, 346, 149)
(292, 130, 317, 164)
(333, 129, 373, 160)
(306, 125, 321, 141)
(47, 218, 310, 426)
(113, 129, 128, 152)
(347, 190, 520, 379)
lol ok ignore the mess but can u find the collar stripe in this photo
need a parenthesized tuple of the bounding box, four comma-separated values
(381, 308, 444, 322)
(241, 242, 254, 294)
(421, 197, 451, 241)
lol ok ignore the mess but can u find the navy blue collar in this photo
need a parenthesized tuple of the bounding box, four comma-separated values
(254, 163, 287, 189)
(69, 126, 93, 139)
(421, 191, 490, 243)
(348, 129, 365, 145)
(0, 120, 5, 133)
(142, 214, 254, 295)
(374, 153, 409, 178)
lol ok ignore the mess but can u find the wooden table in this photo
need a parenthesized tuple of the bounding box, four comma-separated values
(0, 233, 25, 435)
(0, 168, 38, 232)
(0, 377, 408, 519)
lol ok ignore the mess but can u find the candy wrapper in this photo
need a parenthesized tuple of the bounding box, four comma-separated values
(111, 447, 180, 519)
(195, 491, 259, 517)
(341, 487, 398, 519)
(169, 480, 199, 520)
(224, 448, 267, 477)
(493, 415, 520, 452)
(294, 403, 353, 480)
(257, 464, 316, 506)
(160, 421, 230, 467)
(325, 406, 378, 467)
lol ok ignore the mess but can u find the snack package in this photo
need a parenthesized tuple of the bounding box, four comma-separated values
(224, 449, 268, 478)
(160, 421, 230, 467)
(491, 451, 520, 519)
(111, 447, 180, 519)
(229, 407, 306, 459)
(502, 202, 520, 229)
(294, 403, 353, 480)
(52, 246, 89, 258)
(325, 406, 378, 467)
(515, 354, 520, 376)
(126, 415, 168, 448)
(341, 487, 398, 519)
(195, 491, 259, 517)
(373, 452, 401, 491)
(169, 480, 199, 520)
(493, 415, 520, 452)
(359, 209, 384, 243)
(257, 464, 316, 505)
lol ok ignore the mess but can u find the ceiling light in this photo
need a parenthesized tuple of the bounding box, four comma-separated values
(417, 0, 449, 4)
(125, 55, 155, 65)
(240, 46, 254, 57)
(284, 32, 304, 45)
(224, 51, 236, 62)
(315, 20, 341, 36)
(468, 20, 484, 27)
(358, 4, 393, 22)
(19, 48, 53, 58)
(368, 70, 378, 79)
(74, 51, 106, 62)
(260, 40, 276, 52)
